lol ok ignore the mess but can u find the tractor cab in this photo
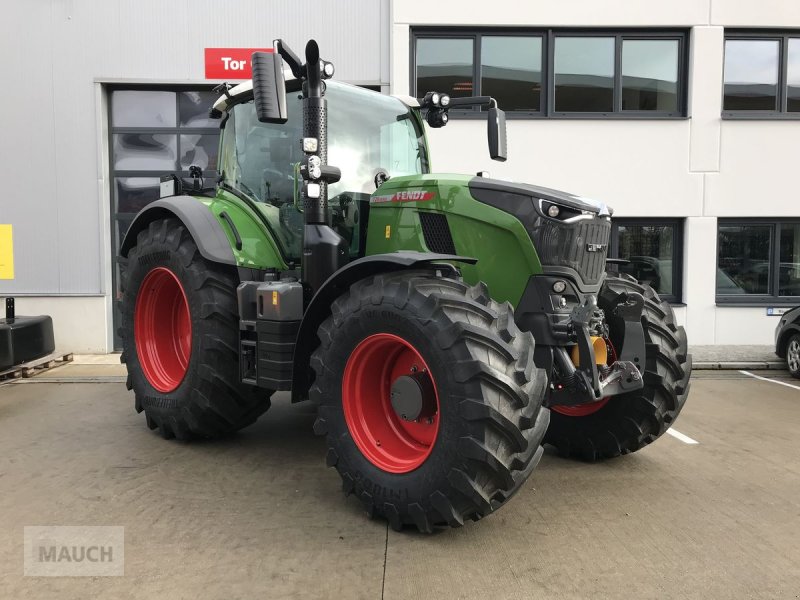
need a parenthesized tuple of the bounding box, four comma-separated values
(213, 79, 429, 262)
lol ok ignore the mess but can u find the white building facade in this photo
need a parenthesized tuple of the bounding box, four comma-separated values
(2, 0, 799, 352)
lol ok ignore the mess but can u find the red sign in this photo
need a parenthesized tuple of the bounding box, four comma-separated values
(204, 48, 273, 80)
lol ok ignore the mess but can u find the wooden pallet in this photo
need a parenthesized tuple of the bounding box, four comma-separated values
(0, 352, 74, 381)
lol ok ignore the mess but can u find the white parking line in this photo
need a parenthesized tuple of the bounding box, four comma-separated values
(739, 370, 800, 391)
(666, 428, 699, 445)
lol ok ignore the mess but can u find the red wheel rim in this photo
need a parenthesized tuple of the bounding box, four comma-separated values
(342, 333, 440, 473)
(552, 339, 617, 417)
(134, 267, 192, 393)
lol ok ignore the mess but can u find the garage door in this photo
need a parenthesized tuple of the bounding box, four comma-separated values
(109, 86, 220, 350)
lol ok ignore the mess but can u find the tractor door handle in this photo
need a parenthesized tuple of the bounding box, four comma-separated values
(219, 211, 243, 251)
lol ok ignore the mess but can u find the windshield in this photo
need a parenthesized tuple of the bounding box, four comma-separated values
(218, 82, 428, 259)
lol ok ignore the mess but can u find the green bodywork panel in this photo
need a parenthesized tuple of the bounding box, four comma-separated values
(365, 174, 542, 307)
(196, 188, 289, 270)
(190, 174, 541, 307)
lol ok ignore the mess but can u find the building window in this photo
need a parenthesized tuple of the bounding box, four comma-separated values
(723, 32, 800, 116)
(716, 220, 800, 302)
(481, 36, 543, 111)
(108, 86, 220, 349)
(411, 29, 688, 118)
(416, 37, 475, 98)
(608, 219, 683, 303)
(553, 36, 615, 112)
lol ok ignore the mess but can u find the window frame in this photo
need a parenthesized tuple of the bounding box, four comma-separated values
(722, 30, 800, 119)
(715, 218, 800, 305)
(608, 218, 684, 304)
(410, 28, 689, 120)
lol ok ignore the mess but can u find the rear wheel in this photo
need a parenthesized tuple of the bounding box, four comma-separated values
(311, 271, 550, 532)
(545, 275, 691, 460)
(120, 218, 272, 439)
(787, 334, 800, 378)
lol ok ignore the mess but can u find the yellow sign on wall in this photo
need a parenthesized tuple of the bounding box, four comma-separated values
(0, 225, 14, 280)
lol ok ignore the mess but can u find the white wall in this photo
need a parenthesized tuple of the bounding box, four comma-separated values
(391, 0, 800, 345)
(13, 297, 109, 354)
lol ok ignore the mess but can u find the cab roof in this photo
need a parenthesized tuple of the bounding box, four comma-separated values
(211, 77, 420, 115)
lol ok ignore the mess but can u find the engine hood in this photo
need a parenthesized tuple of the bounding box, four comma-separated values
(468, 177, 613, 216)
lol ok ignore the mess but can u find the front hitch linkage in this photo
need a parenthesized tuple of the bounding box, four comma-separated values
(549, 292, 646, 408)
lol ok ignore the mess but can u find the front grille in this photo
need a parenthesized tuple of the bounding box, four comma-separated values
(531, 217, 611, 285)
(419, 212, 456, 254)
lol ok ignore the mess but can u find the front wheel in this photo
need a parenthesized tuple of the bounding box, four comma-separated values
(310, 271, 549, 532)
(544, 275, 692, 460)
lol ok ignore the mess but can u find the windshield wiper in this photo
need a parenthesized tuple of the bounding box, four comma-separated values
(235, 181, 260, 202)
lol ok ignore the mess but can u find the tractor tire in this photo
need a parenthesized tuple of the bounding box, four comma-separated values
(544, 275, 691, 461)
(120, 218, 272, 440)
(310, 270, 550, 532)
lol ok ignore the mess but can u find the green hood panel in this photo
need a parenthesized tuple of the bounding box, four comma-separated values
(365, 174, 542, 306)
(198, 189, 288, 270)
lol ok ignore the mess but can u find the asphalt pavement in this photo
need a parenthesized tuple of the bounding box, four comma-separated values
(1, 366, 799, 599)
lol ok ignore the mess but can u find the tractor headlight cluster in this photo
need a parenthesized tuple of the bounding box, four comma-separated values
(426, 109, 449, 128)
(302, 137, 318, 153)
(306, 182, 321, 199)
(423, 91, 450, 108)
(420, 91, 451, 128)
(307, 155, 322, 180)
(540, 200, 587, 221)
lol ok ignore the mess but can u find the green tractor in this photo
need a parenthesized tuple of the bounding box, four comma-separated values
(119, 39, 691, 532)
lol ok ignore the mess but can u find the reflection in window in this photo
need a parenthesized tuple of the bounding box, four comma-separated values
(179, 91, 219, 127)
(180, 134, 219, 171)
(787, 39, 800, 112)
(116, 215, 135, 255)
(554, 37, 615, 112)
(616, 225, 675, 297)
(115, 177, 160, 214)
(112, 133, 177, 170)
(481, 36, 542, 111)
(112, 91, 177, 127)
(622, 40, 679, 111)
(780, 224, 800, 296)
(416, 38, 474, 98)
(723, 39, 780, 111)
(717, 225, 772, 295)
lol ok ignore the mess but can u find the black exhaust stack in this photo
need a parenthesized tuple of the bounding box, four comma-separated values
(252, 40, 347, 298)
(297, 40, 348, 295)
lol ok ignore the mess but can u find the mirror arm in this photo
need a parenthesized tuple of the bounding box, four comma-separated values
(274, 39, 305, 79)
(445, 95, 494, 108)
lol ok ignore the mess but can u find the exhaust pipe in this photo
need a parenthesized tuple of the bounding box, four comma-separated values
(253, 39, 347, 297)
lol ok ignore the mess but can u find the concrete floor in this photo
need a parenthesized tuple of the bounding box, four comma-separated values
(1, 369, 799, 599)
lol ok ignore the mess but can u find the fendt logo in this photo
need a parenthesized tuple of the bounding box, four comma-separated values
(371, 191, 436, 204)
(204, 48, 273, 79)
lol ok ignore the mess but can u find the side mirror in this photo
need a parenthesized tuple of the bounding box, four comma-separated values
(251, 51, 287, 123)
(487, 106, 507, 162)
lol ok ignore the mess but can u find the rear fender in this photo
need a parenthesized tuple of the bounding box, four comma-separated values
(120, 196, 236, 264)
